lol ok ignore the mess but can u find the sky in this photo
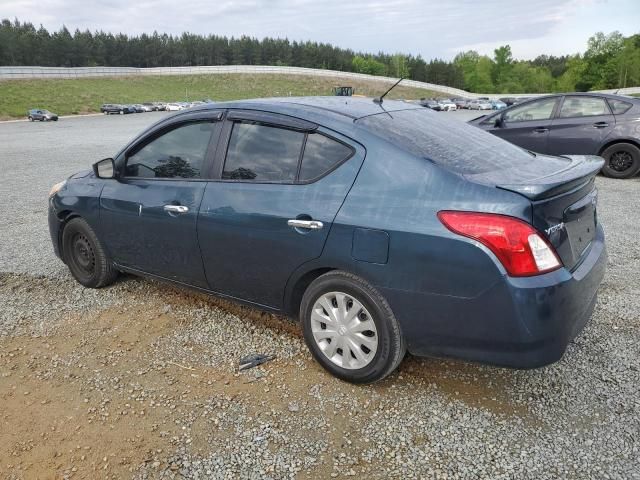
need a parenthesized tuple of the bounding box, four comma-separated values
(2, 0, 639, 60)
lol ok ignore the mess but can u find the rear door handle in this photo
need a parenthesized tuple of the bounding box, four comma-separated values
(164, 205, 189, 214)
(593, 122, 609, 128)
(287, 219, 324, 230)
(533, 127, 549, 133)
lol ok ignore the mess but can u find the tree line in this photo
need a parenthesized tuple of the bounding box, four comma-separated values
(1, 19, 638, 93)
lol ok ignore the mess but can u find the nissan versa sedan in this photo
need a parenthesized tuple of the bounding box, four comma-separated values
(48, 97, 607, 383)
(469, 93, 640, 179)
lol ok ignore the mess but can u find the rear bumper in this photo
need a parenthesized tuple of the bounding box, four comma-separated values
(382, 224, 607, 369)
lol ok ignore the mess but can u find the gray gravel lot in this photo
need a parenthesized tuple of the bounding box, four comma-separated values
(0, 111, 639, 479)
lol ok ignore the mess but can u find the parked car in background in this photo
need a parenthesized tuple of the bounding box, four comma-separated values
(165, 103, 185, 111)
(420, 99, 442, 111)
(132, 105, 146, 113)
(438, 99, 457, 111)
(467, 99, 492, 110)
(137, 104, 154, 112)
(491, 100, 507, 110)
(469, 93, 640, 178)
(48, 97, 606, 383)
(27, 109, 58, 121)
(101, 104, 135, 115)
(454, 98, 469, 109)
(500, 97, 518, 106)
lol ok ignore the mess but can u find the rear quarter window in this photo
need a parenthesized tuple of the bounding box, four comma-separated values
(608, 99, 633, 115)
(299, 133, 353, 182)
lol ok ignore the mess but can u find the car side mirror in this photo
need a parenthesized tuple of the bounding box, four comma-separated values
(93, 158, 115, 179)
(494, 115, 505, 128)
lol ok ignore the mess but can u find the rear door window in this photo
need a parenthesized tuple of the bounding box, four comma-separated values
(503, 98, 559, 122)
(222, 122, 305, 182)
(125, 122, 215, 179)
(559, 96, 610, 118)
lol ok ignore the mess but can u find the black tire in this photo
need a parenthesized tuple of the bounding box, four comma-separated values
(601, 143, 640, 179)
(28, 116, 33, 121)
(62, 217, 118, 288)
(300, 271, 406, 384)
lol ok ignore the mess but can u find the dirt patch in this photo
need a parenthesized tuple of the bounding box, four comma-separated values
(0, 276, 538, 478)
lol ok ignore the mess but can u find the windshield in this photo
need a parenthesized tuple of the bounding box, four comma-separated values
(357, 108, 568, 182)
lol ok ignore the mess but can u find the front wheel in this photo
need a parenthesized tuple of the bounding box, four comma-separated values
(62, 217, 118, 288)
(28, 116, 33, 121)
(300, 271, 405, 384)
(601, 143, 640, 179)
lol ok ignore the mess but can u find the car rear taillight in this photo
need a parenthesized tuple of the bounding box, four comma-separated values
(437, 211, 562, 277)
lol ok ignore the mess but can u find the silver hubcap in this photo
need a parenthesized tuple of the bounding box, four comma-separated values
(310, 291, 378, 370)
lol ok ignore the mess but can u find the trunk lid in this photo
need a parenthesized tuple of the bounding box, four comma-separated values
(495, 155, 603, 271)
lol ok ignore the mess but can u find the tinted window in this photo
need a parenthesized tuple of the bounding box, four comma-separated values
(222, 122, 305, 182)
(299, 133, 352, 181)
(608, 98, 633, 115)
(504, 98, 558, 122)
(559, 96, 609, 118)
(125, 122, 214, 179)
(358, 108, 568, 181)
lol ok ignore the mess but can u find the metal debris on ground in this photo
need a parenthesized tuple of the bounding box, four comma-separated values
(238, 353, 276, 371)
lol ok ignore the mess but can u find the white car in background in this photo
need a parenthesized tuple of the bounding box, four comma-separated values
(467, 99, 493, 110)
(165, 103, 185, 111)
(438, 99, 457, 111)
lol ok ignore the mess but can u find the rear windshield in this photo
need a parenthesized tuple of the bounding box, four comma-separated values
(357, 108, 568, 183)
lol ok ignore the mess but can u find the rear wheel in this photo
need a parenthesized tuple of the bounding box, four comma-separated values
(62, 218, 118, 288)
(601, 143, 640, 179)
(300, 271, 405, 384)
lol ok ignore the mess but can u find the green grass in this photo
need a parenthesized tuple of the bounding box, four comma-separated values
(0, 74, 438, 120)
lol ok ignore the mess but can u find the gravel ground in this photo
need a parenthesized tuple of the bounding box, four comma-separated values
(0, 112, 639, 479)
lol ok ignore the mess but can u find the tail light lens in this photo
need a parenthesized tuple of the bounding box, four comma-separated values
(437, 211, 562, 277)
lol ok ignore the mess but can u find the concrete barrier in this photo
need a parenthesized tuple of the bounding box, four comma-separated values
(1, 65, 638, 98)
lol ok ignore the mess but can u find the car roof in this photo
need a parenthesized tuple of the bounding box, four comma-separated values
(518, 92, 640, 102)
(188, 96, 423, 122)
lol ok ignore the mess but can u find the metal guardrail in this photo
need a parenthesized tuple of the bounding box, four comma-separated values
(1, 65, 638, 98)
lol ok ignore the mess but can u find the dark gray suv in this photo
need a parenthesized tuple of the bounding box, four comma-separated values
(469, 93, 640, 178)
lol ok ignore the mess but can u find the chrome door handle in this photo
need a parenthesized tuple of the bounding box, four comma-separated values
(287, 219, 324, 230)
(533, 127, 549, 133)
(593, 122, 609, 128)
(164, 205, 189, 214)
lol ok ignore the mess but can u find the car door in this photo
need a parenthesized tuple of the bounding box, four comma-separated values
(99, 111, 223, 287)
(547, 95, 615, 155)
(488, 97, 561, 154)
(197, 110, 365, 309)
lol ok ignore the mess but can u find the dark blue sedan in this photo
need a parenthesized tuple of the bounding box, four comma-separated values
(48, 97, 607, 383)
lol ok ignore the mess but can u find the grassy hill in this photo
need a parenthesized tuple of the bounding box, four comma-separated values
(0, 74, 438, 120)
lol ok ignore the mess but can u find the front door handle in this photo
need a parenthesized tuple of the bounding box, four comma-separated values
(164, 205, 189, 214)
(287, 219, 324, 230)
(533, 127, 549, 133)
(593, 122, 609, 128)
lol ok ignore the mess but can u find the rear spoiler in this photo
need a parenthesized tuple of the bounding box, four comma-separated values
(497, 155, 604, 201)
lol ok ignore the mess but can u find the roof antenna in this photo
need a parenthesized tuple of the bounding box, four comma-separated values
(374, 77, 403, 104)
